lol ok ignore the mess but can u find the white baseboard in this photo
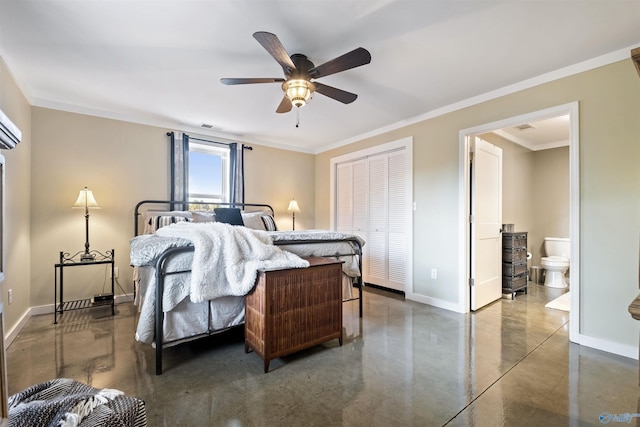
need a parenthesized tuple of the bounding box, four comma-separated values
(405, 292, 465, 313)
(4, 307, 32, 347)
(4, 294, 134, 347)
(407, 292, 638, 360)
(573, 332, 638, 360)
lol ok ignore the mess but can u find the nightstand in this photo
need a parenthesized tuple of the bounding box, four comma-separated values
(54, 249, 115, 324)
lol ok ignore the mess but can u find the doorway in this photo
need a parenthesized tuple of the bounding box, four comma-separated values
(458, 102, 580, 343)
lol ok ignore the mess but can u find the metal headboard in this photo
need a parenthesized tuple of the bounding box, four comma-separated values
(134, 200, 275, 236)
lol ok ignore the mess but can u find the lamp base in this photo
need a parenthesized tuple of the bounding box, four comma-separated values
(81, 252, 95, 262)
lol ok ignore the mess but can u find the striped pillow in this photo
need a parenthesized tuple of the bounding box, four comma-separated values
(261, 215, 277, 231)
(146, 215, 192, 234)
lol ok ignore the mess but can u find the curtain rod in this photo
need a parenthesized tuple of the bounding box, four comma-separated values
(188, 134, 253, 150)
(167, 132, 253, 150)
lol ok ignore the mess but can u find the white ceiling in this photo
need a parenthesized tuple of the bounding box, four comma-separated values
(493, 115, 571, 151)
(1, 1, 639, 153)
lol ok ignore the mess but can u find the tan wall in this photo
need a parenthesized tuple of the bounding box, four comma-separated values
(0, 57, 32, 333)
(532, 147, 570, 264)
(243, 144, 315, 231)
(316, 58, 640, 349)
(30, 108, 170, 304)
(29, 108, 315, 307)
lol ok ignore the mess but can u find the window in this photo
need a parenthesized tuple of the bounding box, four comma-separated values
(170, 132, 244, 206)
(188, 141, 230, 203)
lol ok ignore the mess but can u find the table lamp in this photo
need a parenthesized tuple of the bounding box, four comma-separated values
(73, 187, 101, 261)
(287, 198, 301, 230)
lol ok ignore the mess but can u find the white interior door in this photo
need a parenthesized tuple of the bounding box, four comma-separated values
(470, 137, 503, 311)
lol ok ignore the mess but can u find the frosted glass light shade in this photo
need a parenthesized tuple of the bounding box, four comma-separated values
(282, 80, 314, 107)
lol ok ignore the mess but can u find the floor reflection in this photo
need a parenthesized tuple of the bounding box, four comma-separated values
(5, 283, 638, 426)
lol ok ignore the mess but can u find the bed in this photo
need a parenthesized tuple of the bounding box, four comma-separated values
(130, 200, 364, 374)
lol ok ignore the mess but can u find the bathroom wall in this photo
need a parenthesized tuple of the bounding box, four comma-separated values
(531, 147, 570, 265)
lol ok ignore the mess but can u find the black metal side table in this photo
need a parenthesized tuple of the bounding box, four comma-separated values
(54, 249, 115, 324)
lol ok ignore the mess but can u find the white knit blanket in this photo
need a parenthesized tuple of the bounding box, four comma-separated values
(155, 222, 309, 302)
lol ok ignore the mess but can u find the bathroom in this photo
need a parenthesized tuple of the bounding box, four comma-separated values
(479, 114, 570, 291)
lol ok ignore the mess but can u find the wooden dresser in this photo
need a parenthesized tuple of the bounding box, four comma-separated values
(245, 256, 344, 372)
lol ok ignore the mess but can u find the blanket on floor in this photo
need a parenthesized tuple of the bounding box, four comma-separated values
(152, 222, 309, 302)
(8, 378, 147, 427)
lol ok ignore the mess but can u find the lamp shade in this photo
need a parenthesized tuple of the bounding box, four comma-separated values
(287, 199, 301, 213)
(73, 187, 100, 209)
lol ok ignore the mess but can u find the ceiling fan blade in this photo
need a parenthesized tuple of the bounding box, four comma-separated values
(309, 47, 371, 79)
(276, 96, 292, 113)
(220, 78, 284, 85)
(253, 31, 296, 73)
(314, 82, 358, 104)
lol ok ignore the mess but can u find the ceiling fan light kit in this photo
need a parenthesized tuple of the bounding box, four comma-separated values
(221, 31, 371, 117)
(283, 79, 315, 108)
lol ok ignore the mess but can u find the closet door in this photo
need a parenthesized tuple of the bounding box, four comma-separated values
(335, 163, 353, 233)
(351, 160, 369, 277)
(387, 150, 407, 291)
(335, 149, 408, 293)
(367, 155, 388, 286)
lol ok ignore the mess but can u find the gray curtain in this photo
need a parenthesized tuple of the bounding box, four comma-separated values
(169, 133, 247, 206)
(229, 143, 246, 206)
(170, 132, 189, 204)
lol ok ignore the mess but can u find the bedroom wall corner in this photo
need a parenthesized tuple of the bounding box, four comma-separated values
(30, 108, 170, 308)
(0, 55, 32, 339)
(244, 144, 315, 231)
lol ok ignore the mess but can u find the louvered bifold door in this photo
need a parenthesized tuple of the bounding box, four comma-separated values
(352, 160, 369, 278)
(367, 155, 388, 286)
(336, 163, 353, 233)
(387, 151, 407, 291)
(335, 150, 407, 293)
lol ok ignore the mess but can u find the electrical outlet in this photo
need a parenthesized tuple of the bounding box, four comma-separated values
(109, 267, 119, 279)
(8, 289, 12, 304)
(431, 268, 438, 279)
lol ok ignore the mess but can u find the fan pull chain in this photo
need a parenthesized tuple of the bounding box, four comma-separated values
(295, 107, 300, 128)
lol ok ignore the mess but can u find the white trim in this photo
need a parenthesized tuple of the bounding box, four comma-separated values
(4, 294, 134, 347)
(567, 102, 581, 345)
(405, 292, 465, 313)
(4, 307, 32, 347)
(318, 45, 636, 154)
(458, 102, 581, 342)
(0, 154, 4, 283)
(3, 41, 633, 155)
(329, 137, 413, 294)
(458, 136, 471, 313)
(575, 334, 638, 361)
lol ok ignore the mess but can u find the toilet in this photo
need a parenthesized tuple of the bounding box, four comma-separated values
(541, 237, 570, 288)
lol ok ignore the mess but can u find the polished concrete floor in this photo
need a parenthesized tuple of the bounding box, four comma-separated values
(6, 283, 638, 426)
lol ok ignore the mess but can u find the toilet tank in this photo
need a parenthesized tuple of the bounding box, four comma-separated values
(544, 237, 570, 258)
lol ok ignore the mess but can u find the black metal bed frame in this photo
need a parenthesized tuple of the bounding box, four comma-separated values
(133, 200, 364, 374)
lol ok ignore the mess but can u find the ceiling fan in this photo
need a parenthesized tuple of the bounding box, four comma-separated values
(221, 31, 371, 114)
